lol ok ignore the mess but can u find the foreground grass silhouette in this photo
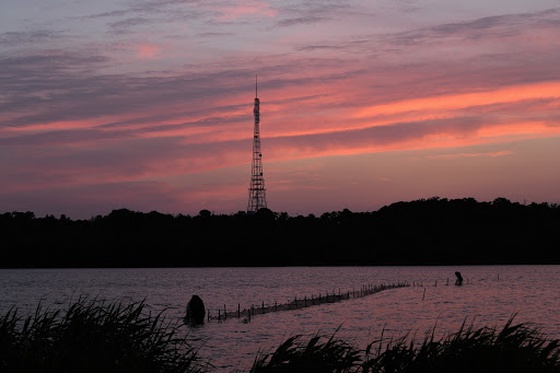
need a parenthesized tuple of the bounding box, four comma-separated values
(1, 299, 560, 373)
(0, 298, 206, 373)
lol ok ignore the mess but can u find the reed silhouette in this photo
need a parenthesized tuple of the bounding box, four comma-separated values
(3, 299, 560, 373)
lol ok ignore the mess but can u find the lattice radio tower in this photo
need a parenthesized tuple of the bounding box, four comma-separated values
(247, 75, 267, 213)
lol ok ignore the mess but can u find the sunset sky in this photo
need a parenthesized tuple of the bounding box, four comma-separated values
(2, 0, 560, 219)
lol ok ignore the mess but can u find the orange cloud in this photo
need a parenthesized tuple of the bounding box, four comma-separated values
(354, 81, 560, 119)
(423, 151, 513, 160)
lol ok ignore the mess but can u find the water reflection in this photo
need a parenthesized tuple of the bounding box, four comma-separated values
(1, 265, 560, 372)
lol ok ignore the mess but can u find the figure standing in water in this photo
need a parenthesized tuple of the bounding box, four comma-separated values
(185, 295, 206, 325)
(455, 271, 464, 286)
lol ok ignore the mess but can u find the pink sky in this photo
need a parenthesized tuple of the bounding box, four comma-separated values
(1, 1, 560, 218)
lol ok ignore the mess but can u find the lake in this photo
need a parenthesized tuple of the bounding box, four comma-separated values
(1, 265, 559, 372)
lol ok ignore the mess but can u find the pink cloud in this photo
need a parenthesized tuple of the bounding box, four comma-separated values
(212, 1, 277, 21)
(136, 43, 161, 60)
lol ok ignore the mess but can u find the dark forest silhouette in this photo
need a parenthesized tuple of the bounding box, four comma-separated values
(1, 197, 559, 268)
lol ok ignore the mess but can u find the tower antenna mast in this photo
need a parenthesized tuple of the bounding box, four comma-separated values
(247, 75, 267, 213)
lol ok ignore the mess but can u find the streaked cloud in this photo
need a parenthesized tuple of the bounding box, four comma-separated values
(421, 151, 514, 160)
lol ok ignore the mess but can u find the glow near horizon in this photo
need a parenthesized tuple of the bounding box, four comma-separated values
(1, 0, 560, 218)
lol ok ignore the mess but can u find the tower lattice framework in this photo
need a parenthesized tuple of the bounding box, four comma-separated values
(247, 76, 267, 213)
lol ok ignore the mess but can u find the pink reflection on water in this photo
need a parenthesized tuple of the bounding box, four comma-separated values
(2, 266, 560, 372)
(189, 266, 560, 371)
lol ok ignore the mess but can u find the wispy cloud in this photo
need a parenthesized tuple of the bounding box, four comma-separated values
(108, 17, 153, 33)
(0, 30, 61, 46)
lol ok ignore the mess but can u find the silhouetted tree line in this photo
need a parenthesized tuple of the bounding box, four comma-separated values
(1, 197, 559, 268)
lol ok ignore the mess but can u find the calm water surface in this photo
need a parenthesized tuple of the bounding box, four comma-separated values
(1, 265, 559, 372)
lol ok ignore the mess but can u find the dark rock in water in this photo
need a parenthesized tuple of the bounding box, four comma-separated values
(455, 271, 464, 286)
(185, 295, 206, 325)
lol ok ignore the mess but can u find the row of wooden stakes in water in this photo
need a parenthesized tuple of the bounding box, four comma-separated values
(205, 282, 410, 323)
